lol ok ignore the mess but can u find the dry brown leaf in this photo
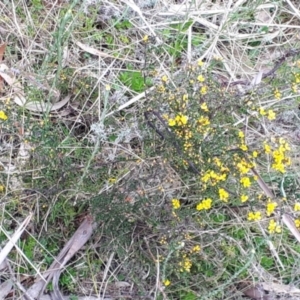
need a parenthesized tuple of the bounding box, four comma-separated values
(24, 95, 71, 112)
(0, 214, 33, 266)
(0, 66, 15, 86)
(26, 215, 96, 299)
(240, 280, 300, 299)
(0, 279, 13, 300)
(250, 70, 264, 87)
(0, 44, 7, 91)
(261, 281, 300, 295)
(0, 259, 8, 271)
(255, 6, 275, 25)
(282, 214, 300, 244)
(0, 66, 70, 112)
(0, 43, 6, 62)
(251, 168, 274, 198)
(242, 285, 270, 300)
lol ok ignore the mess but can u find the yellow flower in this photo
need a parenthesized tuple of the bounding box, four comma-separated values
(213, 157, 221, 167)
(267, 109, 276, 120)
(292, 83, 298, 93)
(272, 145, 289, 173)
(159, 236, 167, 245)
(168, 118, 176, 126)
(0, 185, 4, 192)
(0, 111, 8, 120)
(272, 162, 285, 173)
(108, 177, 116, 184)
(264, 143, 271, 154)
(163, 279, 171, 286)
(238, 131, 244, 138)
(268, 219, 281, 234)
(198, 116, 210, 126)
(219, 188, 229, 202)
(200, 85, 208, 95)
(236, 159, 252, 174)
(200, 102, 209, 112)
(183, 94, 188, 101)
(191, 245, 201, 252)
(271, 142, 290, 173)
(157, 84, 166, 93)
(259, 107, 266, 116)
(175, 114, 188, 126)
(197, 75, 205, 82)
(241, 194, 248, 203)
(247, 211, 261, 221)
(294, 203, 300, 211)
(294, 72, 300, 83)
(295, 219, 300, 228)
(161, 75, 168, 83)
(252, 151, 258, 158)
(179, 256, 192, 272)
(172, 198, 181, 209)
(196, 198, 212, 211)
(279, 139, 290, 150)
(274, 88, 281, 100)
(197, 60, 204, 67)
(266, 201, 277, 216)
(201, 172, 210, 183)
(240, 177, 251, 188)
(240, 144, 248, 151)
(142, 35, 149, 42)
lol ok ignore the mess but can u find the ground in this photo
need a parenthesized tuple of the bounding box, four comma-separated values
(1, 0, 300, 299)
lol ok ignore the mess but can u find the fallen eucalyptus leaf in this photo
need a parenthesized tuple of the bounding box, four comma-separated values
(26, 215, 96, 299)
(0, 279, 13, 300)
(0, 64, 70, 112)
(0, 214, 33, 266)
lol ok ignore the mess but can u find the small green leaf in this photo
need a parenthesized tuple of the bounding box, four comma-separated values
(182, 291, 197, 300)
